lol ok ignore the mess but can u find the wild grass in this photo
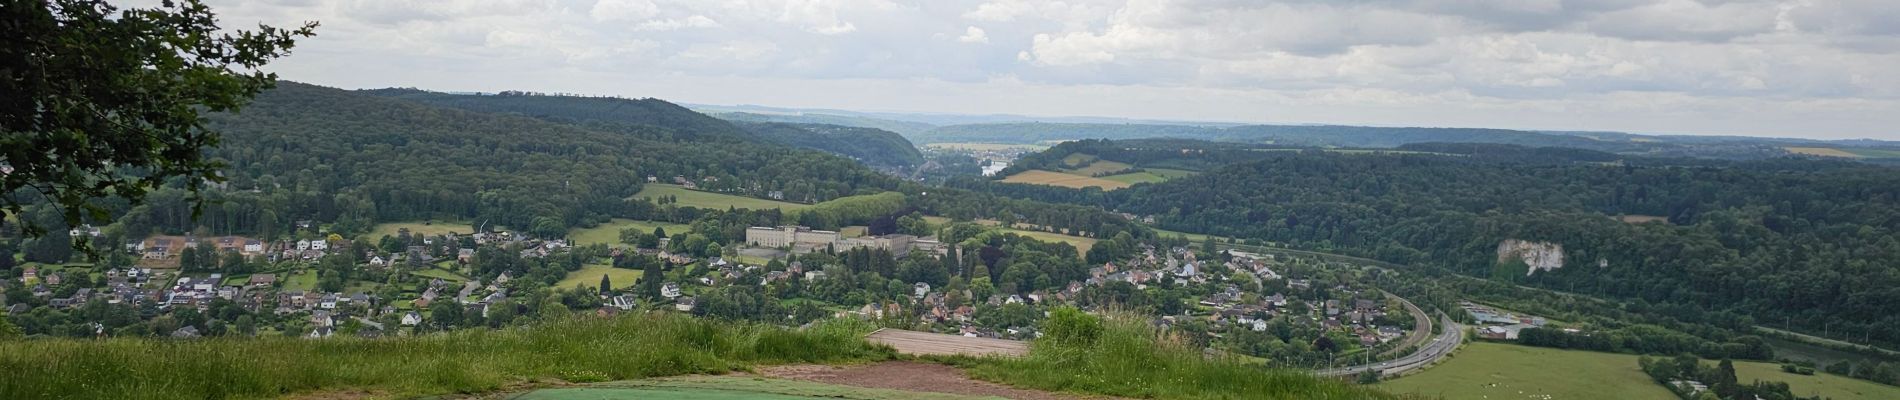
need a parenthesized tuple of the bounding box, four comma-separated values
(0, 313, 891, 400)
(951, 310, 1406, 400)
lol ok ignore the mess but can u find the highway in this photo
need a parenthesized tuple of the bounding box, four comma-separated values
(1316, 314, 1463, 378)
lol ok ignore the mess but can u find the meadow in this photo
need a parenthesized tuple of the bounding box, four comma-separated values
(998, 228, 1098, 256)
(636, 184, 813, 211)
(569, 218, 692, 246)
(1785, 146, 1868, 158)
(1378, 342, 1900, 400)
(556, 264, 645, 291)
(0, 314, 891, 399)
(361, 220, 477, 240)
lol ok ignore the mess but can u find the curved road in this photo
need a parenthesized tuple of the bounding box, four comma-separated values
(1317, 314, 1463, 378)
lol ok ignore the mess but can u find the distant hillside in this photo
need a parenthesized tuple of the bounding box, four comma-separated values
(915, 122, 1225, 144)
(734, 122, 925, 167)
(712, 111, 937, 135)
(361, 88, 755, 142)
(182, 82, 896, 237)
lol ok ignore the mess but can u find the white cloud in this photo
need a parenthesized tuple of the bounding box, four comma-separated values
(957, 26, 990, 43)
(191, 0, 1900, 139)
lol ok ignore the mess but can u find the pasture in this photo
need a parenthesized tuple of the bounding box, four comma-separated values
(1785, 146, 1868, 158)
(556, 264, 644, 291)
(636, 184, 813, 211)
(570, 218, 692, 246)
(998, 228, 1097, 255)
(1379, 342, 1900, 400)
(362, 221, 477, 241)
(1378, 342, 1675, 400)
(999, 170, 1131, 190)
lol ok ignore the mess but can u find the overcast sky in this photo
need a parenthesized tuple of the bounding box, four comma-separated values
(200, 0, 1900, 139)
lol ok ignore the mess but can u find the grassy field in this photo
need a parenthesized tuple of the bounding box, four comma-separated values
(1378, 342, 1676, 400)
(556, 264, 644, 291)
(362, 221, 475, 240)
(570, 218, 692, 246)
(513, 376, 994, 400)
(0, 314, 891, 399)
(923, 143, 1048, 151)
(281, 270, 319, 291)
(1000, 170, 1131, 190)
(637, 184, 812, 211)
(999, 228, 1098, 255)
(1734, 359, 1900, 400)
(1097, 171, 1171, 185)
(1147, 168, 1196, 179)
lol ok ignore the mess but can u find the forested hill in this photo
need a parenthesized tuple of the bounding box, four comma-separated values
(734, 122, 926, 167)
(360, 88, 755, 142)
(166, 82, 895, 238)
(975, 147, 1900, 347)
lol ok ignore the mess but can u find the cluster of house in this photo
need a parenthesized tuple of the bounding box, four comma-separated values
(126, 234, 334, 263)
(1464, 301, 1553, 340)
(743, 225, 946, 257)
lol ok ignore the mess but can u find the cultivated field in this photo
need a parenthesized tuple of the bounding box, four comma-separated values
(1000, 170, 1131, 190)
(569, 218, 692, 246)
(362, 221, 476, 240)
(1785, 146, 1867, 158)
(556, 264, 644, 291)
(1379, 342, 1899, 400)
(636, 184, 813, 211)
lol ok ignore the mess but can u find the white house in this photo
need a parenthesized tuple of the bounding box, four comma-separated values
(401, 312, 422, 326)
(661, 283, 682, 299)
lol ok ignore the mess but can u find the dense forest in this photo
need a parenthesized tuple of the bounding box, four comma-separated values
(977, 139, 1900, 347)
(733, 122, 925, 167)
(81, 82, 900, 241)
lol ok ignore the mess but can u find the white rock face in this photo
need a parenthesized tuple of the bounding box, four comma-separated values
(1497, 239, 1565, 276)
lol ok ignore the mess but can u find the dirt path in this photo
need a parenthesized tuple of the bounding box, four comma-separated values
(760, 361, 1121, 400)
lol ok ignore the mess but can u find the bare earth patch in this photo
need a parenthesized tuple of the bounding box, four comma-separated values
(761, 361, 1122, 400)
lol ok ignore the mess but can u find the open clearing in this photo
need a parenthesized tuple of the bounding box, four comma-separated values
(636, 184, 812, 211)
(1379, 342, 1900, 400)
(508, 375, 998, 400)
(569, 218, 691, 246)
(555, 264, 643, 291)
(865, 329, 1028, 358)
(999, 228, 1097, 255)
(1097, 171, 1169, 186)
(1617, 214, 1669, 224)
(362, 221, 475, 240)
(1785, 146, 1870, 158)
(1001, 170, 1131, 190)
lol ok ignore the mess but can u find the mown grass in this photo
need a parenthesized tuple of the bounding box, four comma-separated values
(556, 264, 645, 291)
(0, 313, 891, 399)
(951, 311, 1407, 400)
(569, 218, 692, 247)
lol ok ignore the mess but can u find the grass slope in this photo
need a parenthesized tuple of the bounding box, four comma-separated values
(1379, 342, 1675, 400)
(556, 265, 645, 291)
(0, 315, 890, 399)
(1734, 361, 1900, 400)
(637, 184, 813, 211)
(953, 311, 1401, 400)
(514, 376, 996, 400)
(999, 228, 1098, 256)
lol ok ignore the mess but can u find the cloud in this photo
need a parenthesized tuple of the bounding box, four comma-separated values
(191, 0, 1900, 139)
(958, 26, 990, 43)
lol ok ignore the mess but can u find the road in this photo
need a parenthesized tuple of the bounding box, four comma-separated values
(1377, 290, 1433, 359)
(1317, 314, 1463, 378)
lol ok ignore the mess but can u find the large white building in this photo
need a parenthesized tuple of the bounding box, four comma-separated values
(835, 234, 916, 257)
(745, 226, 841, 249)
